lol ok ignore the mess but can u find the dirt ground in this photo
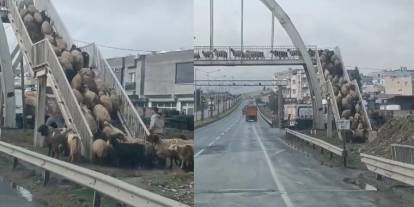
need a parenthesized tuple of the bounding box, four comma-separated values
(0, 129, 194, 207)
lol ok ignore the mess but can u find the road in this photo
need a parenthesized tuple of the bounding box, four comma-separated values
(0, 180, 42, 207)
(195, 102, 406, 207)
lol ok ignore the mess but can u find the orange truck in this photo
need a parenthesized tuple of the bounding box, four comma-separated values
(245, 104, 257, 122)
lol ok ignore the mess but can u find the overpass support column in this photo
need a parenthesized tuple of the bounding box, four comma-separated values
(34, 69, 47, 147)
(327, 101, 333, 138)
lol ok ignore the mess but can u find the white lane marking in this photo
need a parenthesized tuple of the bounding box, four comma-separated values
(253, 127, 294, 207)
(215, 136, 221, 141)
(194, 149, 205, 157)
(270, 149, 286, 157)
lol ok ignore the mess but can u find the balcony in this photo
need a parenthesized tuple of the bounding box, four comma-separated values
(125, 82, 136, 90)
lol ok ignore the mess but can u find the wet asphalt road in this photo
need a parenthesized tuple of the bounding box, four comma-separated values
(195, 103, 406, 207)
(0, 181, 41, 207)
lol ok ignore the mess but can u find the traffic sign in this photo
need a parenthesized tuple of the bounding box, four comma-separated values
(336, 119, 350, 130)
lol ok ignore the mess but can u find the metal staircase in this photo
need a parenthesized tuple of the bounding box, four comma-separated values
(3, 0, 149, 158)
(314, 47, 371, 141)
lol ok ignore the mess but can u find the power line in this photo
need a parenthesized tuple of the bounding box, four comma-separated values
(73, 39, 156, 53)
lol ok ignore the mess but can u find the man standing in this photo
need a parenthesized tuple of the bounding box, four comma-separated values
(149, 107, 165, 135)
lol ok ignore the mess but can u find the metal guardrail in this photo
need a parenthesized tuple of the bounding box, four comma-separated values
(285, 129, 344, 157)
(257, 105, 272, 126)
(391, 144, 414, 165)
(361, 153, 414, 186)
(0, 140, 189, 207)
(7, 0, 94, 156)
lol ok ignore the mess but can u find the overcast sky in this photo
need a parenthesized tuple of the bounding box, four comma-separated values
(194, 0, 414, 71)
(53, 0, 193, 57)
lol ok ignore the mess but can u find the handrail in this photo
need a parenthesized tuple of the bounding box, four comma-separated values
(361, 153, 414, 186)
(0, 140, 189, 207)
(81, 43, 150, 138)
(286, 128, 343, 156)
(391, 144, 414, 165)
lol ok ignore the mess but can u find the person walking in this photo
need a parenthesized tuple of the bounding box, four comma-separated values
(149, 107, 165, 135)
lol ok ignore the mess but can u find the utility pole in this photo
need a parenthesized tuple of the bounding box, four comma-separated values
(210, 0, 214, 51)
(277, 87, 283, 128)
(241, 0, 244, 55)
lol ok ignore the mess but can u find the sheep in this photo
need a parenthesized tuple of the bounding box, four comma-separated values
(33, 11, 43, 24)
(108, 138, 147, 168)
(194, 52, 200, 59)
(41, 21, 52, 35)
(147, 134, 192, 168)
(81, 105, 97, 134)
(201, 50, 214, 58)
(59, 51, 74, 71)
(93, 104, 111, 128)
(67, 131, 81, 162)
(71, 73, 82, 90)
(95, 78, 105, 93)
(37, 125, 68, 158)
(109, 89, 121, 113)
(99, 91, 113, 114)
(213, 49, 228, 59)
(270, 50, 288, 59)
(72, 89, 83, 104)
(81, 51, 90, 68)
(169, 144, 194, 170)
(230, 48, 243, 58)
(81, 85, 98, 109)
(91, 139, 112, 164)
(102, 121, 126, 141)
(55, 36, 67, 51)
(27, 5, 36, 14)
(23, 13, 34, 25)
(70, 45, 84, 71)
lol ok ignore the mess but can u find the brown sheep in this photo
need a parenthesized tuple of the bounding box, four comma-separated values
(67, 131, 81, 162)
(72, 88, 83, 104)
(81, 85, 98, 109)
(41, 21, 52, 35)
(110, 89, 121, 112)
(93, 104, 111, 128)
(95, 78, 105, 92)
(169, 144, 194, 170)
(92, 139, 112, 164)
(71, 73, 82, 90)
(81, 105, 97, 134)
(99, 91, 113, 114)
(102, 121, 125, 141)
(56, 37, 67, 51)
(33, 11, 43, 24)
(71, 50, 84, 71)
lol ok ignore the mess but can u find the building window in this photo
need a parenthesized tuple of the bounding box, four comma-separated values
(292, 89, 296, 94)
(292, 80, 296, 85)
(175, 62, 194, 84)
(129, 72, 136, 82)
(405, 81, 408, 86)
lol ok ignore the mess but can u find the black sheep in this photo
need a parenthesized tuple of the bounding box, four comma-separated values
(109, 138, 147, 168)
(37, 124, 69, 157)
(82, 51, 90, 68)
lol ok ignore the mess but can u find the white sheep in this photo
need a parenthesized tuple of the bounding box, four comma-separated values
(93, 104, 111, 128)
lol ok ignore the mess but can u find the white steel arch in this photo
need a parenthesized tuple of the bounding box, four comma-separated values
(0, 18, 16, 128)
(259, 0, 324, 129)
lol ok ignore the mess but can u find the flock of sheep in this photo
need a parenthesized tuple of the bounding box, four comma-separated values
(19, 2, 194, 170)
(320, 49, 368, 141)
(194, 48, 307, 60)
